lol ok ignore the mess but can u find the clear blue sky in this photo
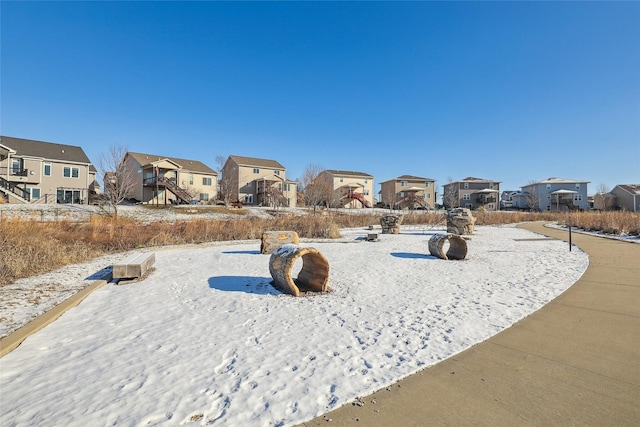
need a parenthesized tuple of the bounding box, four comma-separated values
(2, 1, 639, 197)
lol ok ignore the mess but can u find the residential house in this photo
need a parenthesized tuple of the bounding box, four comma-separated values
(592, 192, 617, 211)
(379, 175, 436, 210)
(221, 155, 297, 207)
(442, 177, 501, 211)
(317, 169, 375, 208)
(0, 136, 97, 204)
(123, 152, 218, 204)
(514, 177, 590, 211)
(500, 190, 520, 210)
(610, 184, 640, 212)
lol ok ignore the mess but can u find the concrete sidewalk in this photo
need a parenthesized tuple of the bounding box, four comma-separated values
(299, 222, 640, 426)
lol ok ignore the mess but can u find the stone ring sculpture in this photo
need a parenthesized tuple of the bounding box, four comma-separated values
(428, 234, 468, 260)
(269, 245, 330, 296)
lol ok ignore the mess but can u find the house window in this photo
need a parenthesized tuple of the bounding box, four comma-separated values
(364, 190, 369, 195)
(189, 174, 194, 185)
(284, 183, 290, 191)
(465, 203, 473, 209)
(44, 163, 51, 176)
(11, 160, 20, 174)
(275, 170, 280, 176)
(575, 183, 580, 189)
(63, 167, 79, 178)
(364, 178, 368, 184)
(489, 183, 494, 189)
(401, 181, 408, 187)
(463, 194, 471, 200)
(202, 177, 212, 186)
(253, 168, 260, 174)
(546, 184, 551, 189)
(464, 182, 469, 189)
(199, 193, 209, 201)
(399, 192, 404, 197)
(426, 182, 432, 187)
(340, 177, 344, 182)
(30, 188, 41, 200)
(426, 193, 431, 199)
(575, 194, 582, 201)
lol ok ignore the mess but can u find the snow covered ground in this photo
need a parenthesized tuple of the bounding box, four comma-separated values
(1, 225, 589, 427)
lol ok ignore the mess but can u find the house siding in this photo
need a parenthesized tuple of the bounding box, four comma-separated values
(223, 156, 297, 207)
(442, 178, 500, 211)
(320, 170, 375, 208)
(520, 179, 589, 211)
(379, 176, 436, 209)
(0, 136, 95, 204)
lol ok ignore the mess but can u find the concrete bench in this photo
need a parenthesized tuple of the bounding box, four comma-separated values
(113, 252, 156, 279)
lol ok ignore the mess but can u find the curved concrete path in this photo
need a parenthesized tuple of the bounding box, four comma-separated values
(299, 222, 640, 426)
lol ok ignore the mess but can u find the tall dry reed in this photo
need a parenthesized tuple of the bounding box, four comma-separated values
(2, 209, 638, 286)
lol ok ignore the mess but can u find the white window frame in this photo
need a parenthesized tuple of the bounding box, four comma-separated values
(464, 182, 469, 189)
(463, 193, 471, 200)
(44, 163, 51, 176)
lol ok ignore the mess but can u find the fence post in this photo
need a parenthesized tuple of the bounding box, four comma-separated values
(568, 216, 572, 252)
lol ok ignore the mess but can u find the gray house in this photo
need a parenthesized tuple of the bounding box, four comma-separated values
(515, 178, 590, 211)
(442, 177, 501, 211)
(610, 184, 640, 212)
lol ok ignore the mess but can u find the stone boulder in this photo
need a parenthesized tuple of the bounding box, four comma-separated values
(380, 214, 403, 234)
(446, 208, 476, 235)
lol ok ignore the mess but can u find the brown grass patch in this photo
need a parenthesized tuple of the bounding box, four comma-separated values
(1, 209, 637, 286)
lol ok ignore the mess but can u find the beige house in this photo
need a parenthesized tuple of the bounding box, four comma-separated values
(124, 152, 218, 204)
(442, 177, 501, 211)
(379, 175, 436, 210)
(0, 136, 97, 204)
(221, 155, 297, 207)
(317, 169, 375, 208)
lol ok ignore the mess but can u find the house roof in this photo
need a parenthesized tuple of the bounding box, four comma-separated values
(228, 155, 285, 170)
(127, 152, 217, 175)
(535, 177, 589, 184)
(1, 135, 96, 172)
(397, 174, 434, 181)
(325, 169, 374, 178)
(448, 177, 501, 184)
(615, 184, 640, 195)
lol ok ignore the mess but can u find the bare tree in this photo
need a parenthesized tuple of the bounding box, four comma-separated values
(215, 155, 235, 207)
(443, 177, 459, 209)
(302, 164, 331, 212)
(524, 180, 542, 211)
(98, 145, 136, 218)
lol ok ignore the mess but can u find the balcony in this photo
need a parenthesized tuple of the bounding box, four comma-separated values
(12, 169, 28, 177)
(476, 196, 496, 204)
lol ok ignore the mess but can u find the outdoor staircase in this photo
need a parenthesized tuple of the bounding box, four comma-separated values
(0, 176, 30, 203)
(163, 178, 193, 204)
(343, 192, 371, 208)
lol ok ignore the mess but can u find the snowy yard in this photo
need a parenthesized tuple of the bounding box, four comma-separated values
(0, 225, 588, 427)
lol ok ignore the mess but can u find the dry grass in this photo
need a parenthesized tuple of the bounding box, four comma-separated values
(1, 209, 637, 286)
